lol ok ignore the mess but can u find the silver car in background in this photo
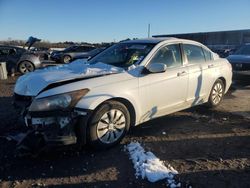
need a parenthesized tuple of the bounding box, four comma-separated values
(17, 51, 44, 74)
(50, 45, 101, 63)
(17, 41, 105, 74)
(17, 37, 50, 74)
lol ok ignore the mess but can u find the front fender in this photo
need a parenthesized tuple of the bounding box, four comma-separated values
(75, 93, 141, 125)
(76, 94, 114, 110)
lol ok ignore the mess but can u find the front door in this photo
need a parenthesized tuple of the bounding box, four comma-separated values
(139, 44, 188, 122)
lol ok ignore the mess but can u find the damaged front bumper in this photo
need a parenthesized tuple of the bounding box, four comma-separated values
(24, 112, 78, 146)
(13, 93, 91, 148)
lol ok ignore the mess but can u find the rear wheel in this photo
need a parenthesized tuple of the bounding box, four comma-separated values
(207, 79, 225, 107)
(18, 61, 35, 74)
(86, 101, 130, 149)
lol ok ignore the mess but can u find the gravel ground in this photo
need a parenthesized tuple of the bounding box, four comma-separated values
(0, 75, 250, 188)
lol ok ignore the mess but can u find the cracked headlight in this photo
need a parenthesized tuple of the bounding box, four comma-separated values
(29, 89, 89, 112)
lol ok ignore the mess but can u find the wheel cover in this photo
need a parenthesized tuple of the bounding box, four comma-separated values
(212, 82, 223, 105)
(96, 109, 126, 144)
(64, 56, 71, 63)
(19, 62, 34, 73)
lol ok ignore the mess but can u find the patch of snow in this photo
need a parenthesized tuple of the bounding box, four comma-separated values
(15, 61, 124, 96)
(81, 62, 124, 75)
(191, 113, 209, 119)
(208, 118, 216, 123)
(35, 60, 124, 76)
(126, 141, 179, 186)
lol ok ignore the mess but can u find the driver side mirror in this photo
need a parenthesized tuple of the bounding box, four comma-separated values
(147, 63, 167, 73)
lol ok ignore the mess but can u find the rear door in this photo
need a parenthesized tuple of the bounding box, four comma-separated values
(182, 43, 215, 105)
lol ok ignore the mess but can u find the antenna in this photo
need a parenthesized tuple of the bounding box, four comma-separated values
(148, 24, 151, 38)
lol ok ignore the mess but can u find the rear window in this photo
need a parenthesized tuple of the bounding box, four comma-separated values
(183, 44, 206, 64)
(202, 48, 213, 61)
(64, 46, 77, 52)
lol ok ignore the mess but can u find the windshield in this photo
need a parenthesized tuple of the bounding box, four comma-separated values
(88, 43, 155, 68)
(234, 45, 250, 55)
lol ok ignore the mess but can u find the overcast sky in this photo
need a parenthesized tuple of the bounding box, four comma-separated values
(0, 0, 250, 43)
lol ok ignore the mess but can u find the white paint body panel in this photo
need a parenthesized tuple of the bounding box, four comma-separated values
(14, 38, 232, 126)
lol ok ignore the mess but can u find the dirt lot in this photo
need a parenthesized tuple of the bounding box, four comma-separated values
(0, 75, 250, 188)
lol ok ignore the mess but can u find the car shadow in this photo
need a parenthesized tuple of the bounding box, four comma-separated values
(232, 74, 250, 90)
(178, 168, 250, 188)
(0, 96, 24, 135)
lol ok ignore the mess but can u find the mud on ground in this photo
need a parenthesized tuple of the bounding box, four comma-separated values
(0, 75, 250, 188)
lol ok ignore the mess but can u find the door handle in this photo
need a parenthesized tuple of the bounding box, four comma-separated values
(177, 71, 187, 76)
(208, 64, 214, 68)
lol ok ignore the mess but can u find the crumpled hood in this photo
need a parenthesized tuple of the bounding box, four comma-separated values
(227, 55, 250, 64)
(14, 60, 124, 96)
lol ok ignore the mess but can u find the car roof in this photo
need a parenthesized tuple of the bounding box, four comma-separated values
(71, 44, 95, 47)
(120, 37, 202, 45)
(121, 37, 178, 44)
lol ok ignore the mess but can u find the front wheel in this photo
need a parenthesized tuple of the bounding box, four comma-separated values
(63, 55, 72, 63)
(207, 79, 225, 107)
(86, 101, 130, 149)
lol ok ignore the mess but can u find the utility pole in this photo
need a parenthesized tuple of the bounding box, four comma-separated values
(148, 24, 151, 38)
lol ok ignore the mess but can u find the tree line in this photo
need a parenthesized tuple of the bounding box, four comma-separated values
(0, 39, 116, 49)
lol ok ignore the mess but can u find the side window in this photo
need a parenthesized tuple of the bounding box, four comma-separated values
(16, 48, 25, 55)
(77, 46, 95, 52)
(183, 44, 206, 64)
(9, 48, 16, 55)
(68, 46, 77, 52)
(0, 48, 9, 56)
(74, 46, 83, 52)
(202, 48, 213, 61)
(87, 46, 96, 51)
(150, 44, 182, 68)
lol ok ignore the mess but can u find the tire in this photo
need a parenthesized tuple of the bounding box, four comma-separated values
(207, 79, 225, 107)
(62, 55, 72, 63)
(18, 61, 35, 74)
(86, 101, 130, 149)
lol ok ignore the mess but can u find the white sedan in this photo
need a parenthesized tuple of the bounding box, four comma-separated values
(14, 37, 232, 149)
